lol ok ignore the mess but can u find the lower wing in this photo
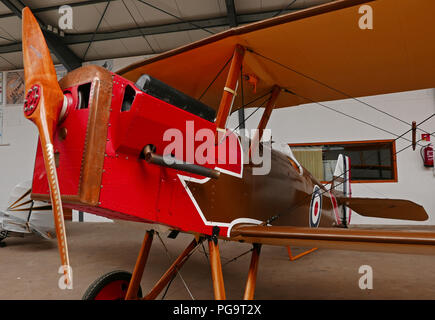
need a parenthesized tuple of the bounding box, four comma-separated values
(230, 225, 435, 255)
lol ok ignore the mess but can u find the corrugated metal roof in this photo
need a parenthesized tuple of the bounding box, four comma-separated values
(0, 0, 333, 70)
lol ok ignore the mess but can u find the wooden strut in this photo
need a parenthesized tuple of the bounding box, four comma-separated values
(249, 85, 281, 159)
(125, 230, 154, 300)
(143, 237, 201, 300)
(243, 243, 262, 300)
(412, 121, 417, 151)
(287, 247, 318, 261)
(215, 44, 245, 141)
(208, 238, 226, 300)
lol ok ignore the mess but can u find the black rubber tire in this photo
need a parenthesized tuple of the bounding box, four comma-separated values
(82, 270, 142, 300)
(0, 233, 6, 247)
(0, 230, 8, 241)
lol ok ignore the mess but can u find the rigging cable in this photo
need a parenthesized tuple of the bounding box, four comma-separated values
(283, 88, 425, 148)
(121, 0, 156, 54)
(198, 55, 232, 101)
(263, 114, 435, 225)
(156, 232, 199, 300)
(246, 48, 435, 138)
(273, 0, 299, 17)
(136, 0, 215, 35)
(82, 0, 111, 60)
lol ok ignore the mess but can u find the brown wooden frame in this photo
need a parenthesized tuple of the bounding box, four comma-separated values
(32, 65, 113, 206)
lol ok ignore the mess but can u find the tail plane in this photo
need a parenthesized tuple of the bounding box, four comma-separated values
(332, 154, 428, 222)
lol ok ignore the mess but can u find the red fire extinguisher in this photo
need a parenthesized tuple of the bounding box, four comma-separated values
(421, 144, 434, 167)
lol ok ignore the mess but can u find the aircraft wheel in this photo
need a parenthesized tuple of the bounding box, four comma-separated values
(0, 231, 7, 247)
(82, 270, 142, 300)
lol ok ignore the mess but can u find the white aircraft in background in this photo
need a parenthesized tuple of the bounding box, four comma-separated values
(0, 181, 55, 246)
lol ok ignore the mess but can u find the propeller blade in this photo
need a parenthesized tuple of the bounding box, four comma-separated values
(22, 7, 71, 286)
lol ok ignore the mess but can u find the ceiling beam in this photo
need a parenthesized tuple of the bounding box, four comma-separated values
(0, 41, 21, 53)
(0, 0, 82, 70)
(0, 0, 111, 19)
(0, 0, 23, 16)
(224, 0, 238, 27)
(0, 7, 301, 56)
(62, 8, 300, 44)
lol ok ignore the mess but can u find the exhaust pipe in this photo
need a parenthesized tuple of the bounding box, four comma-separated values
(142, 145, 220, 179)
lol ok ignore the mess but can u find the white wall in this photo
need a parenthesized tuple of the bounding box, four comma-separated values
(0, 105, 38, 209)
(228, 88, 435, 225)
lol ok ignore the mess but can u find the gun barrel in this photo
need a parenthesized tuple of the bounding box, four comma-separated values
(142, 146, 220, 179)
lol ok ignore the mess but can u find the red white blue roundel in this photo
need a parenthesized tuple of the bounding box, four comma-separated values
(309, 185, 322, 228)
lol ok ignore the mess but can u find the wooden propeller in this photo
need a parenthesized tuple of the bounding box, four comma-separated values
(22, 7, 71, 286)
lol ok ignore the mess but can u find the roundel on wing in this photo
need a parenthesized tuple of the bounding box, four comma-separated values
(309, 185, 322, 228)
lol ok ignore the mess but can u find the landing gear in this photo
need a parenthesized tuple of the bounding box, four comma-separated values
(82, 229, 263, 300)
(82, 270, 142, 300)
(83, 230, 203, 300)
(0, 231, 8, 247)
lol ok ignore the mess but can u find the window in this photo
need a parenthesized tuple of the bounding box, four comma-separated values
(289, 140, 397, 183)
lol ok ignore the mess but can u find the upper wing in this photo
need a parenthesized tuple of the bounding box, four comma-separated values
(118, 0, 435, 112)
(337, 197, 429, 221)
(230, 224, 435, 255)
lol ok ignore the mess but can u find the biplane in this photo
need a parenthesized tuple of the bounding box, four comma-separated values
(19, 0, 435, 300)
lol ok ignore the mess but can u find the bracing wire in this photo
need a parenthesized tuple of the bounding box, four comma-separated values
(273, 0, 299, 17)
(263, 116, 435, 225)
(283, 88, 425, 148)
(198, 55, 232, 101)
(136, 0, 215, 35)
(247, 48, 435, 138)
(122, 0, 156, 54)
(83, 0, 111, 60)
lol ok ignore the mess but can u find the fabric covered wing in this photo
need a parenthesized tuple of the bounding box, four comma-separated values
(230, 225, 435, 255)
(118, 0, 435, 112)
(337, 197, 428, 221)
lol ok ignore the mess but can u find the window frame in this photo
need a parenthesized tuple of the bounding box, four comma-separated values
(288, 139, 398, 184)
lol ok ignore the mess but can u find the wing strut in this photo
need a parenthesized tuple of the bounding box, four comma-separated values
(249, 85, 281, 157)
(215, 45, 245, 140)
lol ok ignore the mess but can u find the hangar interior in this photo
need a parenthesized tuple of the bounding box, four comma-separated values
(0, 0, 434, 300)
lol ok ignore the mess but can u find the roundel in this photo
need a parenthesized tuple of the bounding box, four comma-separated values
(309, 185, 322, 228)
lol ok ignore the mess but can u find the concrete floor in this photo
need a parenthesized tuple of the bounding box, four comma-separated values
(0, 221, 435, 300)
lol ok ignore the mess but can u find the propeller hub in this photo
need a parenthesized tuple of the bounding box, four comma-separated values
(23, 84, 41, 117)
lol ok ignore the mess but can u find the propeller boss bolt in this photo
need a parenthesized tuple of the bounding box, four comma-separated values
(23, 84, 41, 117)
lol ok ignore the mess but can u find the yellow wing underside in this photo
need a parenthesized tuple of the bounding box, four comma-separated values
(118, 0, 435, 112)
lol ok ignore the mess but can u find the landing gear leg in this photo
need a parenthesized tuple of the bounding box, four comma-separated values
(144, 237, 201, 300)
(82, 231, 201, 300)
(208, 237, 226, 300)
(125, 230, 154, 300)
(243, 243, 261, 300)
